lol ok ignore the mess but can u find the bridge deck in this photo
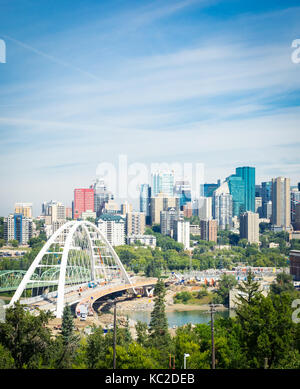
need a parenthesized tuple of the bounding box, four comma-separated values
(14, 277, 158, 315)
(75, 278, 157, 313)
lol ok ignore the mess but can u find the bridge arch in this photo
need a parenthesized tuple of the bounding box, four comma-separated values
(8, 220, 134, 318)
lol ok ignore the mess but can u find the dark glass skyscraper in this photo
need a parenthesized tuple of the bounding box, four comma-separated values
(140, 184, 151, 224)
(236, 167, 255, 212)
(203, 183, 219, 197)
(261, 181, 272, 218)
(226, 174, 246, 216)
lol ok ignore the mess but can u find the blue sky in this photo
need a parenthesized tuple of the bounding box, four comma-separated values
(0, 0, 300, 215)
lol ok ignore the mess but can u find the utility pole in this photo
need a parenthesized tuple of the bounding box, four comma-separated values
(210, 303, 216, 369)
(169, 354, 175, 369)
(113, 300, 117, 369)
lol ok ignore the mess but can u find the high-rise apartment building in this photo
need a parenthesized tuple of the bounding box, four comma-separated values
(97, 214, 125, 246)
(4, 214, 33, 245)
(212, 182, 233, 230)
(150, 193, 180, 225)
(236, 166, 255, 212)
(239, 211, 259, 244)
(271, 177, 291, 229)
(174, 219, 190, 250)
(126, 212, 145, 236)
(151, 171, 174, 197)
(160, 207, 178, 237)
(73, 188, 94, 219)
(200, 219, 218, 242)
(14, 203, 33, 218)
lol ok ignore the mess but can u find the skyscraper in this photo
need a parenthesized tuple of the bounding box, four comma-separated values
(92, 178, 114, 217)
(271, 177, 291, 229)
(200, 219, 218, 242)
(212, 182, 233, 230)
(140, 184, 151, 224)
(14, 203, 33, 218)
(150, 193, 180, 225)
(126, 212, 145, 236)
(73, 188, 94, 219)
(261, 181, 272, 218)
(255, 197, 263, 218)
(160, 207, 178, 237)
(97, 214, 125, 246)
(236, 167, 255, 212)
(240, 211, 259, 244)
(174, 219, 190, 250)
(174, 180, 191, 208)
(291, 189, 300, 223)
(196, 197, 212, 220)
(226, 174, 246, 216)
(121, 201, 133, 216)
(42, 201, 66, 224)
(151, 171, 174, 197)
(202, 183, 219, 197)
(4, 214, 32, 245)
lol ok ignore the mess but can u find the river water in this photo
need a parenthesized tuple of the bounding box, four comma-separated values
(120, 309, 232, 328)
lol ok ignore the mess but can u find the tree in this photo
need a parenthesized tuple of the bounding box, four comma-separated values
(0, 344, 15, 368)
(214, 274, 237, 306)
(235, 292, 298, 368)
(56, 304, 79, 368)
(236, 270, 260, 305)
(270, 273, 295, 295)
(149, 279, 171, 351)
(0, 238, 5, 248)
(145, 258, 161, 278)
(9, 239, 19, 248)
(135, 321, 148, 347)
(0, 302, 54, 368)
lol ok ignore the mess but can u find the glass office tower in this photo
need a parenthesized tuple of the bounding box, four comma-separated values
(236, 166, 255, 212)
(140, 184, 151, 224)
(226, 174, 246, 217)
(152, 172, 174, 197)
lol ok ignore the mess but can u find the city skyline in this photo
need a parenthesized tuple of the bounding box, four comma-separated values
(2, 166, 300, 218)
(1, 0, 300, 216)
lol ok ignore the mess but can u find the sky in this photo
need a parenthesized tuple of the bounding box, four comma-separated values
(0, 0, 300, 216)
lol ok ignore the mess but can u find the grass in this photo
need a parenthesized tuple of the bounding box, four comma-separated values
(173, 290, 215, 305)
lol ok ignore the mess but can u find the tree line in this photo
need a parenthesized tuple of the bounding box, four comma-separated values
(0, 273, 299, 369)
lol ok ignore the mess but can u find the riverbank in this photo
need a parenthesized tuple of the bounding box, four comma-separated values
(113, 286, 227, 313)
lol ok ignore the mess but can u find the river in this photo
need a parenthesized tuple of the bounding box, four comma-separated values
(120, 309, 233, 328)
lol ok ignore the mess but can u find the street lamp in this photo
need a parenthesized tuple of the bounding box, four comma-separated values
(183, 353, 190, 369)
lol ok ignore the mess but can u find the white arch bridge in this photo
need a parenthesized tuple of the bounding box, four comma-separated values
(6, 220, 156, 318)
